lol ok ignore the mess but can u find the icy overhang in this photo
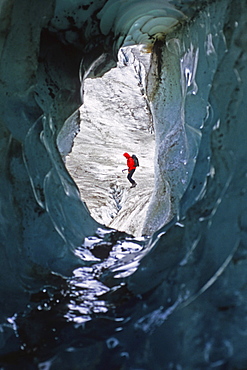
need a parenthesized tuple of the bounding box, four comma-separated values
(98, 0, 186, 50)
(49, 0, 185, 67)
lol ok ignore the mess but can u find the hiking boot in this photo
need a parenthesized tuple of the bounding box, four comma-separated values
(130, 182, 137, 188)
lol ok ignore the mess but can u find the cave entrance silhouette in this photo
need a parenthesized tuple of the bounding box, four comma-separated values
(65, 47, 156, 237)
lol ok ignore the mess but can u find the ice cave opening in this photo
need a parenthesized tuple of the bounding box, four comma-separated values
(64, 46, 156, 238)
(60, 33, 200, 239)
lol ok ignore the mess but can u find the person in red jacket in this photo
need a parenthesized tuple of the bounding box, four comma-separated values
(123, 152, 137, 188)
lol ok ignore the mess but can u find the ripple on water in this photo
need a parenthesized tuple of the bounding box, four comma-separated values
(65, 228, 147, 324)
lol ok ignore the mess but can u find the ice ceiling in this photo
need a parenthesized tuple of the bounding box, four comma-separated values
(0, 0, 247, 368)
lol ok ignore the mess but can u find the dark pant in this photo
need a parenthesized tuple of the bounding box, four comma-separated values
(127, 169, 136, 184)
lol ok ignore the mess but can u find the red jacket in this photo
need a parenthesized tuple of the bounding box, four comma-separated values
(123, 152, 136, 171)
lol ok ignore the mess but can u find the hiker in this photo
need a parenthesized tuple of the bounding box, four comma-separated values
(123, 152, 137, 188)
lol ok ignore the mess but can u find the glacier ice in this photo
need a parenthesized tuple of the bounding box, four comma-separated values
(0, 0, 247, 368)
(65, 46, 155, 237)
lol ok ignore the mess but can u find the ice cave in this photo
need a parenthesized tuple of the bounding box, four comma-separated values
(0, 0, 247, 368)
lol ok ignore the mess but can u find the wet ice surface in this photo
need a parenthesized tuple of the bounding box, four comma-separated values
(66, 48, 155, 237)
(2, 228, 148, 368)
(66, 228, 146, 325)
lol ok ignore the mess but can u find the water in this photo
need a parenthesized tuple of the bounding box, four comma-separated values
(0, 229, 148, 369)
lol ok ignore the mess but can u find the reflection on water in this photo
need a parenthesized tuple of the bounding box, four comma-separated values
(66, 228, 146, 325)
(1, 228, 148, 368)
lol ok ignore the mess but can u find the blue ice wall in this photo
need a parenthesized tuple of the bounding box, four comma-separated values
(0, 0, 101, 316)
(0, 0, 247, 368)
(126, 1, 247, 368)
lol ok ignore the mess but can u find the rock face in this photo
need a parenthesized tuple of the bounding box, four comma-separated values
(66, 47, 155, 237)
(0, 0, 247, 369)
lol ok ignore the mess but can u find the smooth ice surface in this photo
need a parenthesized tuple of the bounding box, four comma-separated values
(0, 0, 247, 369)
